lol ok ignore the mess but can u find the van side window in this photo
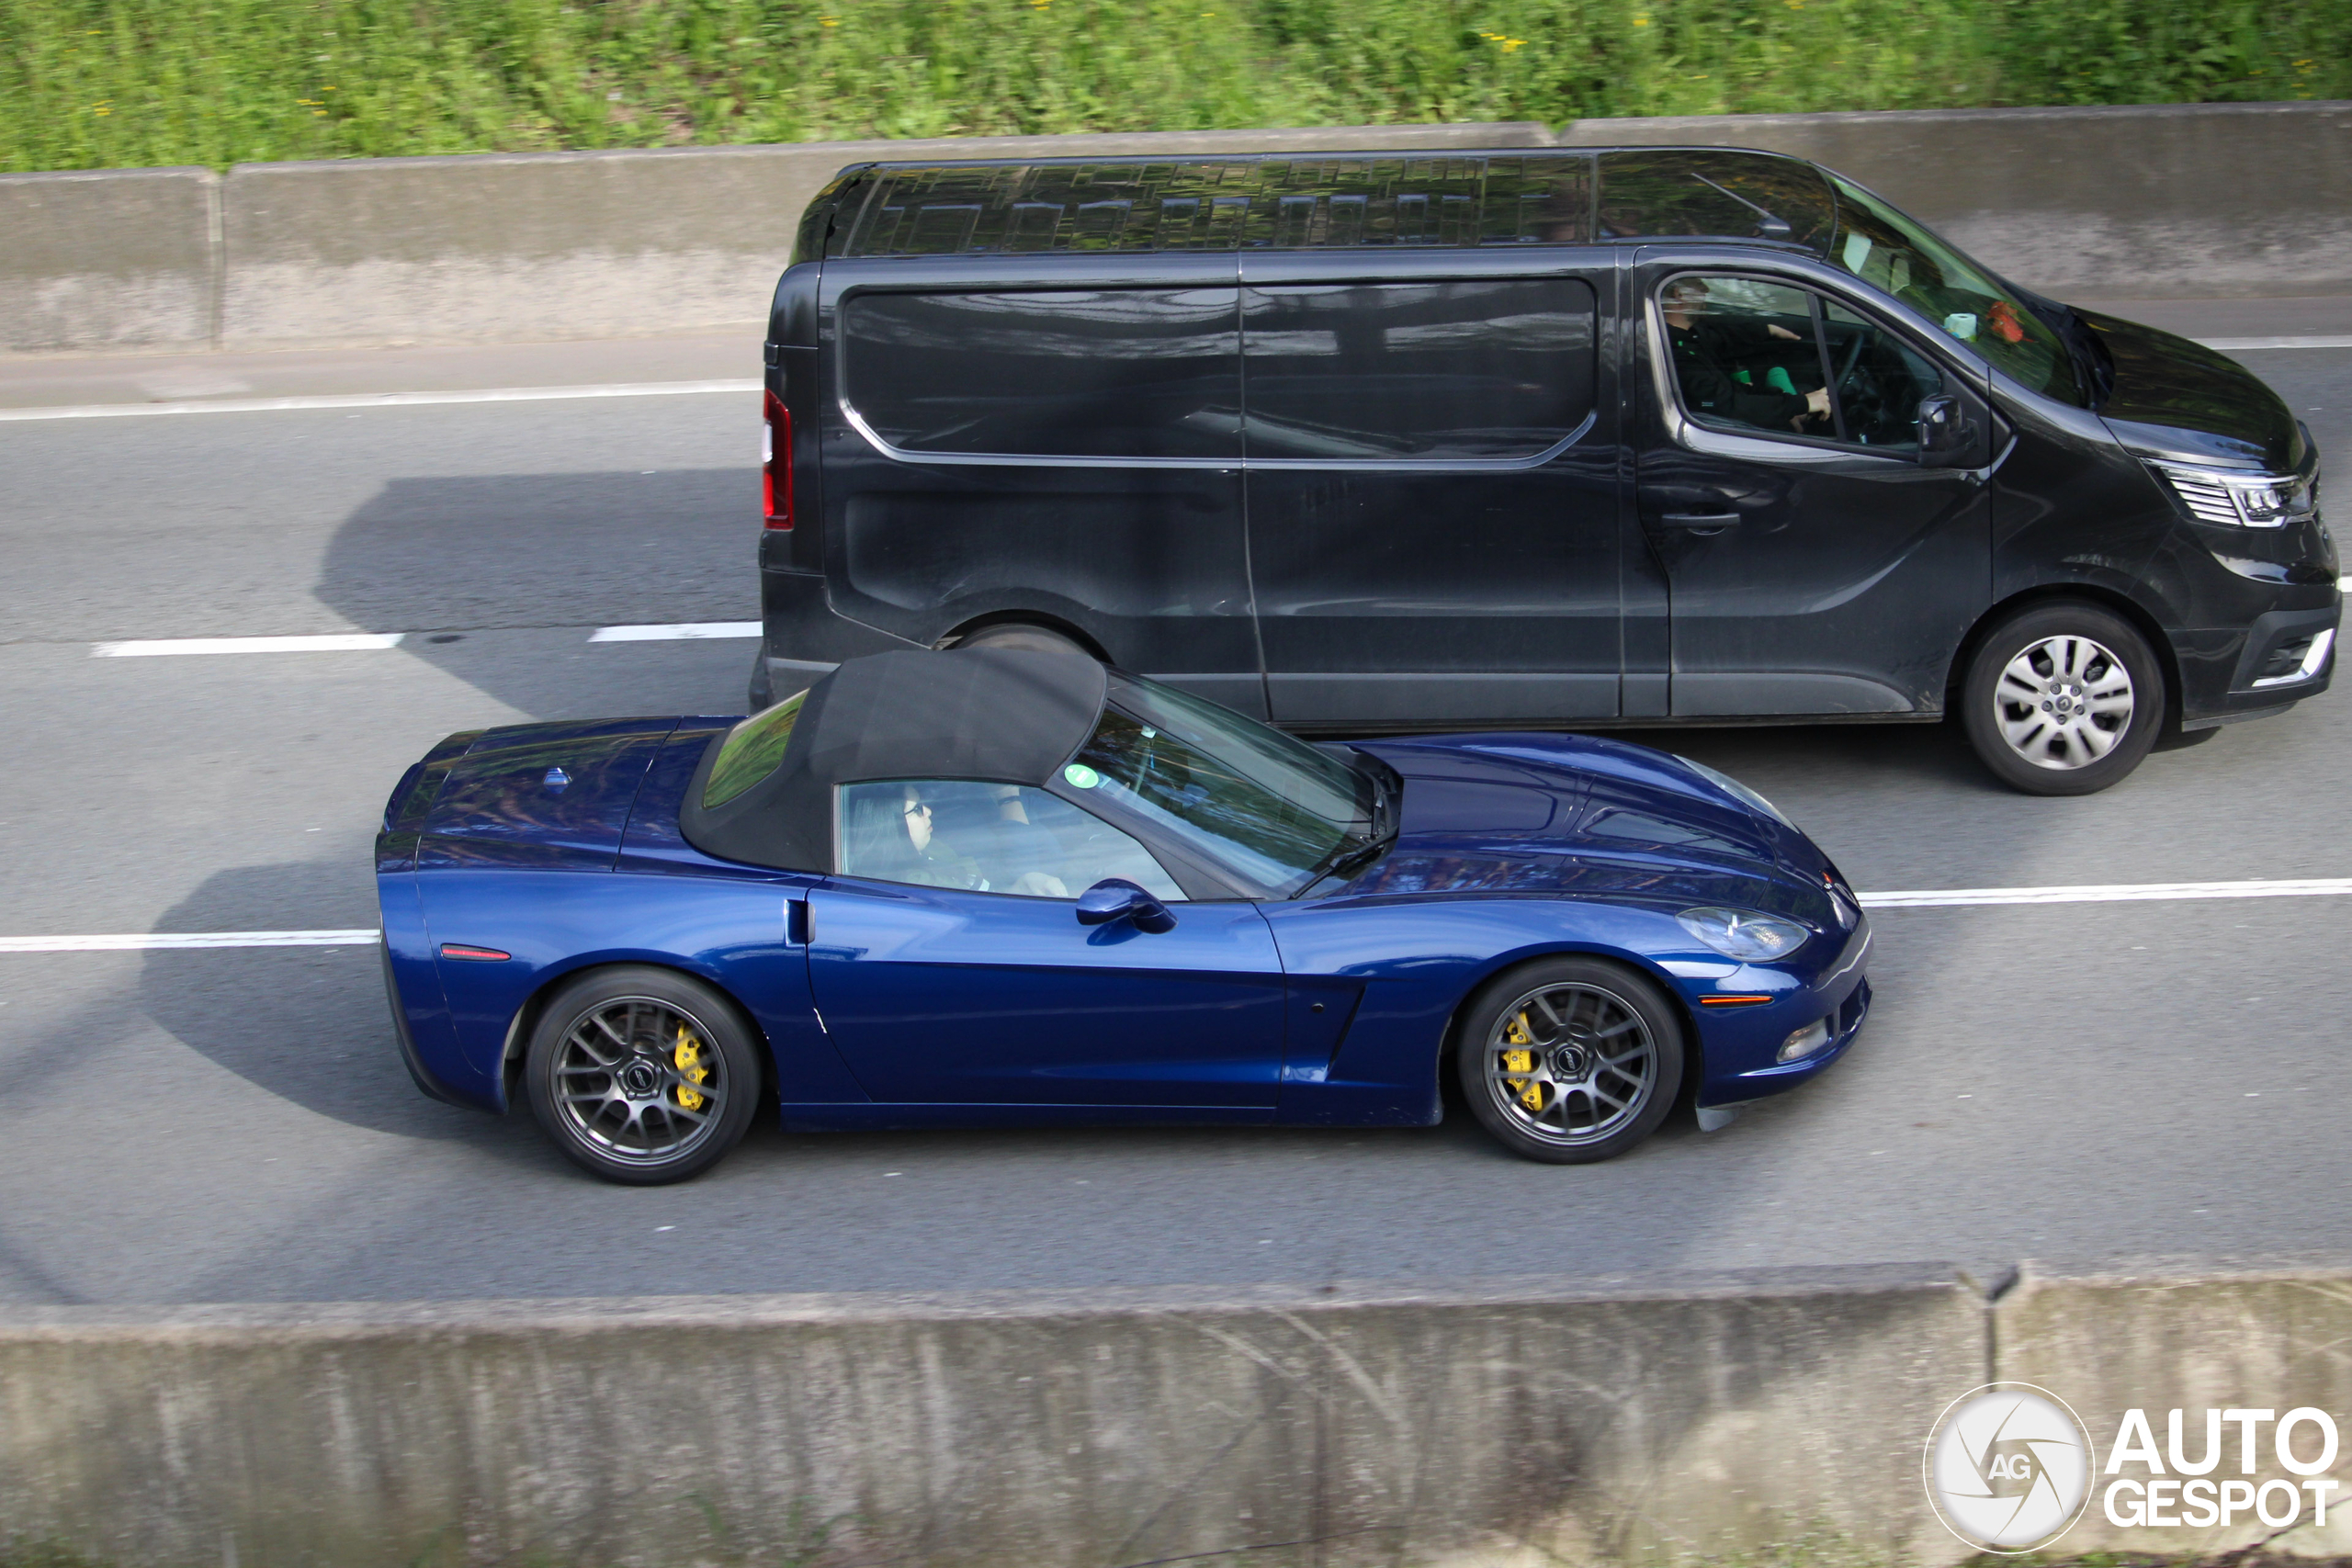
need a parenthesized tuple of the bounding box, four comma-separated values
(1239, 279, 1597, 460)
(843, 288, 1240, 459)
(1662, 276, 1943, 451)
(1661, 276, 1835, 438)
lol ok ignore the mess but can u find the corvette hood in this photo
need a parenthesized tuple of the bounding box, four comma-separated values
(1349, 734, 1834, 924)
(405, 716, 682, 868)
(2083, 308, 2302, 470)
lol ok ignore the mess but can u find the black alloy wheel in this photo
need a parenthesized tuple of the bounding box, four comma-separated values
(1962, 601, 2165, 796)
(1456, 957, 1685, 1164)
(525, 965, 763, 1185)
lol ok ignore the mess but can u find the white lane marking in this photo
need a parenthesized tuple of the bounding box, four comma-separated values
(92, 633, 405, 657)
(8, 876, 2352, 953)
(589, 622, 763, 642)
(0, 379, 760, 423)
(1864, 877, 2352, 908)
(0, 931, 378, 953)
(2203, 335, 2352, 351)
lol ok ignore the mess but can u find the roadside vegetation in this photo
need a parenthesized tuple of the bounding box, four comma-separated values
(3, 0, 2349, 173)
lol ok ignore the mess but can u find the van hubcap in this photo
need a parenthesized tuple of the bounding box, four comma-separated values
(1994, 635, 2134, 771)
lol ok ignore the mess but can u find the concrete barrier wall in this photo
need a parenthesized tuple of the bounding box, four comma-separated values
(6, 101, 2348, 355)
(0, 167, 220, 354)
(1996, 1258, 2352, 1559)
(0, 1269, 1984, 1568)
(11, 1260, 2352, 1567)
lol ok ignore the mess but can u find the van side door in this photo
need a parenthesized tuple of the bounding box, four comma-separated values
(1238, 253, 1623, 728)
(1629, 250, 1996, 717)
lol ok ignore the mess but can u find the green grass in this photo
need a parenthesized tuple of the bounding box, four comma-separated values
(2, 0, 2347, 174)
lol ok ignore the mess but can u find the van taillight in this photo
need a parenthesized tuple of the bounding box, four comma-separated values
(762, 389, 793, 530)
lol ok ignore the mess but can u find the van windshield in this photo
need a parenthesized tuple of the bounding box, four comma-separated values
(1826, 175, 2084, 407)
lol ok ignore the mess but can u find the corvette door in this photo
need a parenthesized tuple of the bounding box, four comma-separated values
(804, 780, 1286, 1109)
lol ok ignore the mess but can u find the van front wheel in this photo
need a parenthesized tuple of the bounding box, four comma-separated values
(1962, 603, 2164, 795)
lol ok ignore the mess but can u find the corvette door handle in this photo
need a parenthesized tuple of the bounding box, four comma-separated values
(1658, 512, 1743, 530)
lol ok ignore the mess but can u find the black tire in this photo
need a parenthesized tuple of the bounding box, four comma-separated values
(1962, 602, 2164, 795)
(525, 965, 763, 1185)
(951, 623, 1093, 659)
(1455, 957, 1684, 1164)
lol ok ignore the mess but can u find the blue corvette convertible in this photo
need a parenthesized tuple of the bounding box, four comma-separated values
(379, 649, 1871, 1183)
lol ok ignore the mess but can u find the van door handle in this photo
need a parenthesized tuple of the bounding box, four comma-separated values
(1658, 512, 1742, 531)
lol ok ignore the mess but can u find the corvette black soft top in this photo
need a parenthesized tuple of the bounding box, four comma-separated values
(680, 649, 1109, 873)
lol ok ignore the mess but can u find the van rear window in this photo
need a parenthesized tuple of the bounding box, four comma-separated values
(845, 288, 1241, 459)
(845, 278, 1597, 464)
(1241, 278, 1597, 460)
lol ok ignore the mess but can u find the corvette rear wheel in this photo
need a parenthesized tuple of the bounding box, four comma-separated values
(1457, 958, 1683, 1164)
(525, 966, 761, 1185)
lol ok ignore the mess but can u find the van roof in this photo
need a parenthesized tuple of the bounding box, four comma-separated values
(814, 147, 1836, 260)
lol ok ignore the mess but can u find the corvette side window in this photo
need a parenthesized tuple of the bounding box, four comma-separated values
(837, 780, 1185, 901)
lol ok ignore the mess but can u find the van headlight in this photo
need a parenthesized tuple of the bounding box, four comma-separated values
(2151, 462, 2312, 528)
(1677, 907, 1810, 962)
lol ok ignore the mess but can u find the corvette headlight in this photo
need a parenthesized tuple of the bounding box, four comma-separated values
(1677, 906, 1810, 962)
(1678, 756, 1794, 829)
(2151, 462, 2312, 529)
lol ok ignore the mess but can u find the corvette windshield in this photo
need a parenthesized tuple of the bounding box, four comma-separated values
(1065, 673, 1368, 896)
(1826, 175, 2082, 406)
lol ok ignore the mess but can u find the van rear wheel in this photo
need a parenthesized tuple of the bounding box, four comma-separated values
(951, 623, 1093, 659)
(1962, 602, 2164, 795)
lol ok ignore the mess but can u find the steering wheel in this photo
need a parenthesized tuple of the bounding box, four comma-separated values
(1829, 329, 1889, 436)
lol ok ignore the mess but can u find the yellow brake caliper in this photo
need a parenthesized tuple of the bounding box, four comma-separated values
(1501, 1012, 1544, 1111)
(672, 1026, 710, 1111)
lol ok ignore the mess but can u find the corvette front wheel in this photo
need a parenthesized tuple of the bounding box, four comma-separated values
(1457, 958, 1684, 1164)
(525, 966, 762, 1185)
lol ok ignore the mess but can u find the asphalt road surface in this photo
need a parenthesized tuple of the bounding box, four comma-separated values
(0, 329, 2346, 1307)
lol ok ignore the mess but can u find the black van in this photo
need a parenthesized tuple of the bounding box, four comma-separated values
(752, 147, 2335, 795)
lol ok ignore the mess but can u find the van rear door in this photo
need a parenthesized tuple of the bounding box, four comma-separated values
(1238, 254, 1623, 728)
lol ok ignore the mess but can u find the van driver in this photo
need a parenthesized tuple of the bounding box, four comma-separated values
(1663, 276, 1833, 434)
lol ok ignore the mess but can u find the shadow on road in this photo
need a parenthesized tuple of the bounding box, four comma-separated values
(136, 862, 543, 1162)
(313, 467, 761, 720)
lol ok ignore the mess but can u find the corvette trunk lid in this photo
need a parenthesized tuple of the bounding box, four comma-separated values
(414, 716, 683, 870)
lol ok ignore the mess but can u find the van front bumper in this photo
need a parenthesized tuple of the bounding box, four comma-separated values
(2176, 599, 2340, 729)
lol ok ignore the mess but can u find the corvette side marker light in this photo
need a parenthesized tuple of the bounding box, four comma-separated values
(1700, 995, 1774, 1007)
(440, 943, 512, 962)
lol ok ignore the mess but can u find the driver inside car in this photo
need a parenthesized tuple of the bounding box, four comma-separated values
(1663, 276, 1833, 434)
(840, 782, 1071, 897)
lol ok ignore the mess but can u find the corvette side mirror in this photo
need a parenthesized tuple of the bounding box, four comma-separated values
(1917, 394, 1973, 468)
(1076, 878, 1177, 934)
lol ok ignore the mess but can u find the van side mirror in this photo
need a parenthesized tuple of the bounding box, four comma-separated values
(1917, 394, 1973, 467)
(1076, 878, 1177, 934)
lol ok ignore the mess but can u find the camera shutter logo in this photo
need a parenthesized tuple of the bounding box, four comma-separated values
(1924, 1383, 2093, 1552)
